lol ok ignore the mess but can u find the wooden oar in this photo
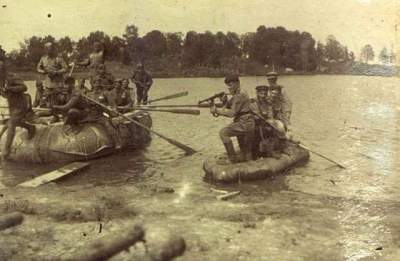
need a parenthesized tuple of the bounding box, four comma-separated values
(82, 95, 197, 155)
(132, 107, 200, 115)
(136, 103, 223, 108)
(147, 91, 189, 104)
(250, 110, 346, 169)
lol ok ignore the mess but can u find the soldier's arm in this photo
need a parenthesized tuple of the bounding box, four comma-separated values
(215, 96, 239, 118)
(56, 58, 68, 74)
(37, 58, 46, 74)
(53, 94, 80, 111)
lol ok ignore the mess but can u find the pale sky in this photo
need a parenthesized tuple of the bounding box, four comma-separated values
(0, 0, 398, 58)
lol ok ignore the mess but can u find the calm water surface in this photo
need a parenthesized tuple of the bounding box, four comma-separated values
(1, 75, 399, 260)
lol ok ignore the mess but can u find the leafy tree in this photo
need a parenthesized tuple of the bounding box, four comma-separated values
(143, 30, 167, 58)
(379, 47, 389, 64)
(165, 32, 183, 56)
(360, 44, 374, 64)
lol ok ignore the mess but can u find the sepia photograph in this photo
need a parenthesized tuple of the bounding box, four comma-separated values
(0, 0, 399, 260)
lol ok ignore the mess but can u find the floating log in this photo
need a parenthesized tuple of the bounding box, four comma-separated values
(148, 236, 186, 261)
(17, 162, 90, 187)
(65, 225, 145, 261)
(0, 212, 23, 231)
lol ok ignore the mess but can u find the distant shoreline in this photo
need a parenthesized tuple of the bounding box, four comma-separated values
(11, 62, 398, 81)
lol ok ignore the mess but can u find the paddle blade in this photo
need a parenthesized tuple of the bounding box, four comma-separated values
(147, 91, 189, 104)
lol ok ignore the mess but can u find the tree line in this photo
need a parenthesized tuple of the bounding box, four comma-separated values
(0, 24, 395, 76)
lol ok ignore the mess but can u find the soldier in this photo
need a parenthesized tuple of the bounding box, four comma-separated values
(54, 77, 122, 148)
(122, 78, 136, 105)
(104, 79, 133, 113)
(250, 85, 286, 158)
(131, 63, 153, 105)
(0, 75, 36, 159)
(210, 74, 255, 163)
(266, 71, 293, 139)
(74, 41, 105, 83)
(92, 64, 115, 91)
(37, 42, 68, 107)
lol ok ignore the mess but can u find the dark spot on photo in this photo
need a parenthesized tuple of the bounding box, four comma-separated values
(47, 13, 52, 18)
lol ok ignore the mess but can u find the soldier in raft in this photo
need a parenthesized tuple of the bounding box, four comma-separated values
(104, 79, 133, 113)
(37, 42, 68, 122)
(122, 78, 136, 105)
(73, 41, 105, 85)
(91, 64, 115, 91)
(131, 63, 153, 105)
(210, 74, 255, 163)
(249, 85, 287, 158)
(265, 71, 293, 140)
(0, 75, 36, 159)
(53, 76, 122, 149)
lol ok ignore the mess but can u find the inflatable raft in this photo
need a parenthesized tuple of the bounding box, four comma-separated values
(203, 143, 309, 183)
(0, 111, 152, 163)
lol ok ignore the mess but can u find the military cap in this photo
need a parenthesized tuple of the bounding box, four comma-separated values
(266, 71, 278, 79)
(224, 74, 240, 84)
(255, 85, 268, 92)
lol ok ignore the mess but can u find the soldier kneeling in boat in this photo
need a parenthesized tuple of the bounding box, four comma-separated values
(52, 77, 122, 149)
(0, 75, 36, 159)
(250, 72, 293, 158)
(210, 74, 255, 163)
(104, 79, 133, 113)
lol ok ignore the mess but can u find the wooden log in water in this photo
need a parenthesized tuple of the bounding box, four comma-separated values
(0, 212, 23, 231)
(64, 225, 145, 261)
(148, 236, 186, 261)
(17, 162, 90, 188)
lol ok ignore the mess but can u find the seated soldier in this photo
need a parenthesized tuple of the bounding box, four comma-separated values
(104, 79, 133, 113)
(53, 77, 122, 149)
(250, 85, 286, 159)
(122, 78, 136, 105)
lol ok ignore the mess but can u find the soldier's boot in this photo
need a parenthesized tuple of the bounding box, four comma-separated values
(242, 135, 254, 162)
(223, 141, 238, 164)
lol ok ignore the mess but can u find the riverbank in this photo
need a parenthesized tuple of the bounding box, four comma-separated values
(11, 61, 398, 81)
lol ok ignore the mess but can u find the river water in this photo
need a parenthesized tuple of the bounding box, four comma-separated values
(1, 75, 400, 260)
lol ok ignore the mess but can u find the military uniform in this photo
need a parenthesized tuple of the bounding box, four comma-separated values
(0, 77, 36, 158)
(219, 92, 255, 144)
(131, 67, 153, 104)
(104, 87, 133, 113)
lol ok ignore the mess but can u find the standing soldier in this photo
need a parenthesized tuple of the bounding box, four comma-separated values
(37, 42, 68, 107)
(74, 41, 105, 84)
(210, 74, 255, 163)
(266, 71, 292, 139)
(131, 63, 153, 105)
(0, 75, 36, 159)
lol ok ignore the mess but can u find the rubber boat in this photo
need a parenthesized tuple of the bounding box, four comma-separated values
(203, 142, 310, 183)
(0, 111, 152, 163)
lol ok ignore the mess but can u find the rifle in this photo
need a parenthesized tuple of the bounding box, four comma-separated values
(198, 92, 227, 117)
